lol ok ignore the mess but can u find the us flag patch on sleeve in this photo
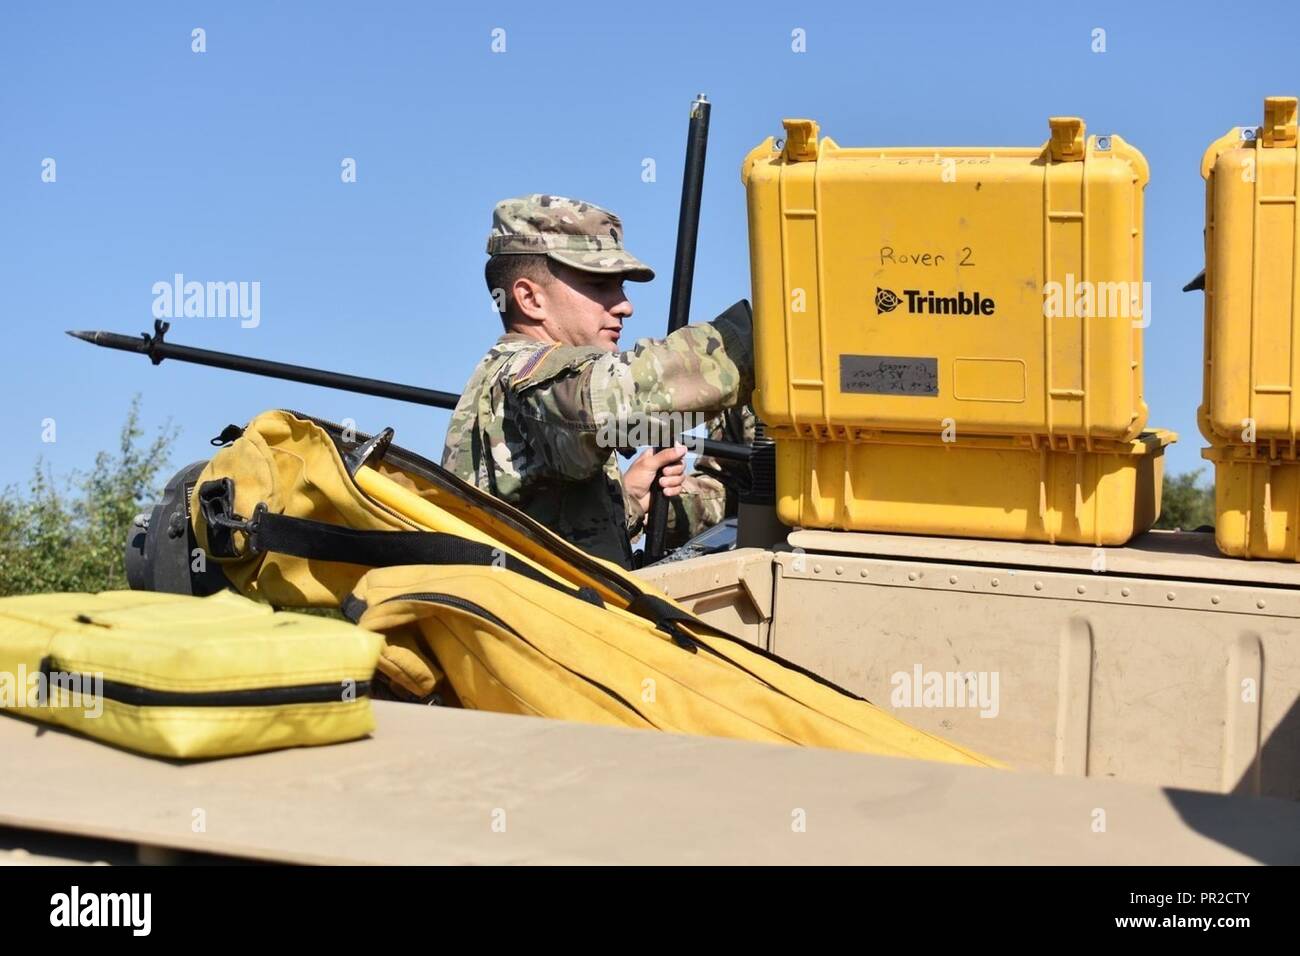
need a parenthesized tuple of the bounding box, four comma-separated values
(510, 344, 558, 386)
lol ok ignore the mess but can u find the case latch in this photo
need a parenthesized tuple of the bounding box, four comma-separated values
(1048, 117, 1086, 162)
(782, 118, 820, 162)
(1262, 96, 1298, 149)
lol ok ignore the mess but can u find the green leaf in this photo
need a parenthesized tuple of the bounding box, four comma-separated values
(0, 397, 178, 596)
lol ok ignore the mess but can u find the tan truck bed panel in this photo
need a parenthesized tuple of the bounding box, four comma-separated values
(2, 702, 1298, 864)
(636, 532, 1300, 798)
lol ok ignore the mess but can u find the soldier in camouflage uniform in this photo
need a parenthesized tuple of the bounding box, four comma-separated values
(442, 194, 753, 568)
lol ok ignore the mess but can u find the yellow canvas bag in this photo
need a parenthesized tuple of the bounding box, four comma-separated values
(348, 564, 999, 766)
(0, 589, 384, 759)
(188, 410, 1001, 767)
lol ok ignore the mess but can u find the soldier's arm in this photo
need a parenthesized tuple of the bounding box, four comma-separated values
(506, 306, 754, 480)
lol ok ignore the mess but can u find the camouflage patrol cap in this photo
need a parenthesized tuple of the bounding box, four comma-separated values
(487, 194, 655, 282)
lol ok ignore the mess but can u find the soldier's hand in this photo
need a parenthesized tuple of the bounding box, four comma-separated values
(624, 444, 687, 514)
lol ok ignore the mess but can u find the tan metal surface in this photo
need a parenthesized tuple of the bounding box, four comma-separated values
(635, 548, 773, 646)
(787, 528, 1300, 589)
(765, 549, 1300, 797)
(1, 703, 1297, 864)
(642, 534, 1300, 798)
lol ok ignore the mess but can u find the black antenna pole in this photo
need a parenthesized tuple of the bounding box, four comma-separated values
(644, 93, 711, 564)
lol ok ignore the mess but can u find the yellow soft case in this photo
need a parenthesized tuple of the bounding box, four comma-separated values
(0, 589, 384, 758)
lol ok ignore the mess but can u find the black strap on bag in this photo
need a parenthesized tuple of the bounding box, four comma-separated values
(199, 478, 846, 676)
(198, 480, 604, 608)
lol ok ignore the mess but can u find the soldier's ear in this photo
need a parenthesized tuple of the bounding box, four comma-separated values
(512, 276, 549, 322)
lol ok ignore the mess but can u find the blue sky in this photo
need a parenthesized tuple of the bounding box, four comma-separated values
(2, 0, 1297, 491)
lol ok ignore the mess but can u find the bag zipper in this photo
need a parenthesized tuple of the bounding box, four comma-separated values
(378, 591, 651, 722)
(37, 656, 368, 708)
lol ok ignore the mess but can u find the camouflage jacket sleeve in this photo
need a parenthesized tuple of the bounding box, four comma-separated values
(669, 473, 728, 543)
(505, 306, 754, 481)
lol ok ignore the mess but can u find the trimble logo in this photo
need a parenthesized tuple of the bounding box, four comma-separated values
(876, 287, 995, 316)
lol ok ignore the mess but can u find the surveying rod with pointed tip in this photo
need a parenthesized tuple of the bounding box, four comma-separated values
(67, 322, 752, 462)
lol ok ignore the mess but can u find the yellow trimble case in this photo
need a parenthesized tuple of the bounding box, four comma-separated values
(1198, 96, 1300, 448)
(777, 430, 1172, 546)
(1195, 96, 1300, 560)
(1203, 443, 1300, 560)
(742, 115, 1168, 545)
(742, 115, 1150, 443)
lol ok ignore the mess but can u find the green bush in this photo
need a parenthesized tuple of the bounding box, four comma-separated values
(0, 398, 178, 596)
(1155, 468, 1215, 532)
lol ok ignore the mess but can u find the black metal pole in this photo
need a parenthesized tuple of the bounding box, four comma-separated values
(69, 322, 461, 408)
(643, 93, 711, 564)
(68, 321, 751, 462)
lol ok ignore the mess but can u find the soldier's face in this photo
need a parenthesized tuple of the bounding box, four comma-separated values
(543, 265, 634, 352)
